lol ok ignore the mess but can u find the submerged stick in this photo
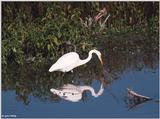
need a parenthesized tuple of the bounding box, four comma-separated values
(127, 88, 151, 100)
(126, 88, 152, 110)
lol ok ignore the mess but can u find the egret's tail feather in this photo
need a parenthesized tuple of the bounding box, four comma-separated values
(49, 65, 58, 72)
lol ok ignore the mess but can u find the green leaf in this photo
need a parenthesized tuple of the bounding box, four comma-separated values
(47, 44, 51, 51)
(52, 36, 59, 46)
(13, 47, 16, 52)
(57, 32, 62, 38)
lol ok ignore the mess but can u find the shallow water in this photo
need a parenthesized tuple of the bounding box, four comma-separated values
(2, 36, 159, 118)
(2, 67, 159, 118)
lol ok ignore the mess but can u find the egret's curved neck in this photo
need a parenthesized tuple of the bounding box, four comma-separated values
(78, 50, 97, 66)
(79, 84, 104, 97)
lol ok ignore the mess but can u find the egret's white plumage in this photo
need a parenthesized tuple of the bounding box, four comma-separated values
(50, 83, 104, 102)
(49, 49, 103, 72)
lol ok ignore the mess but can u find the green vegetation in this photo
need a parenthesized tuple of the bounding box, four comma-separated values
(2, 2, 159, 65)
(2, 33, 158, 104)
(2, 2, 159, 104)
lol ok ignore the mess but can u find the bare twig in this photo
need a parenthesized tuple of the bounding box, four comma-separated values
(99, 14, 111, 31)
(127, 88, 151, 100)
(125, 88, 152, 110)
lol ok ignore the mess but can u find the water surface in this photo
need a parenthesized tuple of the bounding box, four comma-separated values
(2, 35, 159, 118)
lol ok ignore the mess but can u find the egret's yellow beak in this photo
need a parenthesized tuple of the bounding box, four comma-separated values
(99, 57, 103, 65)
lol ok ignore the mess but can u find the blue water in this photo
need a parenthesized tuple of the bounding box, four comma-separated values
(2, 67, 159, 118)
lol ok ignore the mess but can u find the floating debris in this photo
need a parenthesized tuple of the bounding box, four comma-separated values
(125, 88, 152, 110)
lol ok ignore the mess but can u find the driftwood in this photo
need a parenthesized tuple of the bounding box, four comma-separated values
(125, 88, 152, 110)
(127, 88, 151, 100)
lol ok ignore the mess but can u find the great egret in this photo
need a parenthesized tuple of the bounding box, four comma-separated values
(50, 83, 104, 102)
(49, 49, 103, 72)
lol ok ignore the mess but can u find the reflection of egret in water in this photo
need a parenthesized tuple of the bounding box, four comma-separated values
(50, 81, 104, 102)
(49, 49, 103, 72)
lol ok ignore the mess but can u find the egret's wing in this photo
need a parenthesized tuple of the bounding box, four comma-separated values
(62, 84, 77, 89)
(50, 52, 79, 71)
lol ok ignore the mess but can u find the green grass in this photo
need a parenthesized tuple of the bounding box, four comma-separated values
(2, 2, 159, 65)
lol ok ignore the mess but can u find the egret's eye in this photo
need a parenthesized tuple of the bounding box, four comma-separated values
(72, 93, 74, 95)
(63, 93, 65, 96)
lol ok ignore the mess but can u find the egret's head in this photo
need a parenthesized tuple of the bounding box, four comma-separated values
(91, 49, 103, 65)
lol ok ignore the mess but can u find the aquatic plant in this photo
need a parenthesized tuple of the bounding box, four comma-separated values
(2, 2, 159, 65)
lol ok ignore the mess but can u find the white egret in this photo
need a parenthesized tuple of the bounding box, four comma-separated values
(49, 49, 103, 72)
(50, 83, 104, 102)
